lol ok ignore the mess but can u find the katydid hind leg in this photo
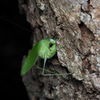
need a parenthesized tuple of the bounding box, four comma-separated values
(42, 54, 47, 75)
(42, 54, 72, 76)
(36, 57, 58, 74)
(42, 54, 57, 76)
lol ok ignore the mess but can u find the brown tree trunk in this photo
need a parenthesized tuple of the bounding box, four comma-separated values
(19, 0, 100, 100)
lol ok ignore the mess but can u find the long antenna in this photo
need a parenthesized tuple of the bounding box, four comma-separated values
(0, 16, 32, 33)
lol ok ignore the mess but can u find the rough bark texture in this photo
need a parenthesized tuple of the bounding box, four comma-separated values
(19, 0, 100, 100)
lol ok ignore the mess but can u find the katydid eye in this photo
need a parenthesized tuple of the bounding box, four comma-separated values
(49, 43, 53, 48)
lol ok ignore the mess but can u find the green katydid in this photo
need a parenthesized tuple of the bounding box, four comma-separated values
(21, 38, 71, 76)
(0, 16, 71, 76)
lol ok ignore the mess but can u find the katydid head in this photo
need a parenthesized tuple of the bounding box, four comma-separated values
(49, 38, 56, 49)
(38, 38, 57, 59)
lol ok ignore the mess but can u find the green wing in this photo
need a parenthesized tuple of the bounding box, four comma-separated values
(21, 42, 40, 76)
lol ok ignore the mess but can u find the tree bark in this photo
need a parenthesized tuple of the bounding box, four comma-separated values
(19, 0, 100, 100)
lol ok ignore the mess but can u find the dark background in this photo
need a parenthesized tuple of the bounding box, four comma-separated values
(0, 0, 32, 99)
